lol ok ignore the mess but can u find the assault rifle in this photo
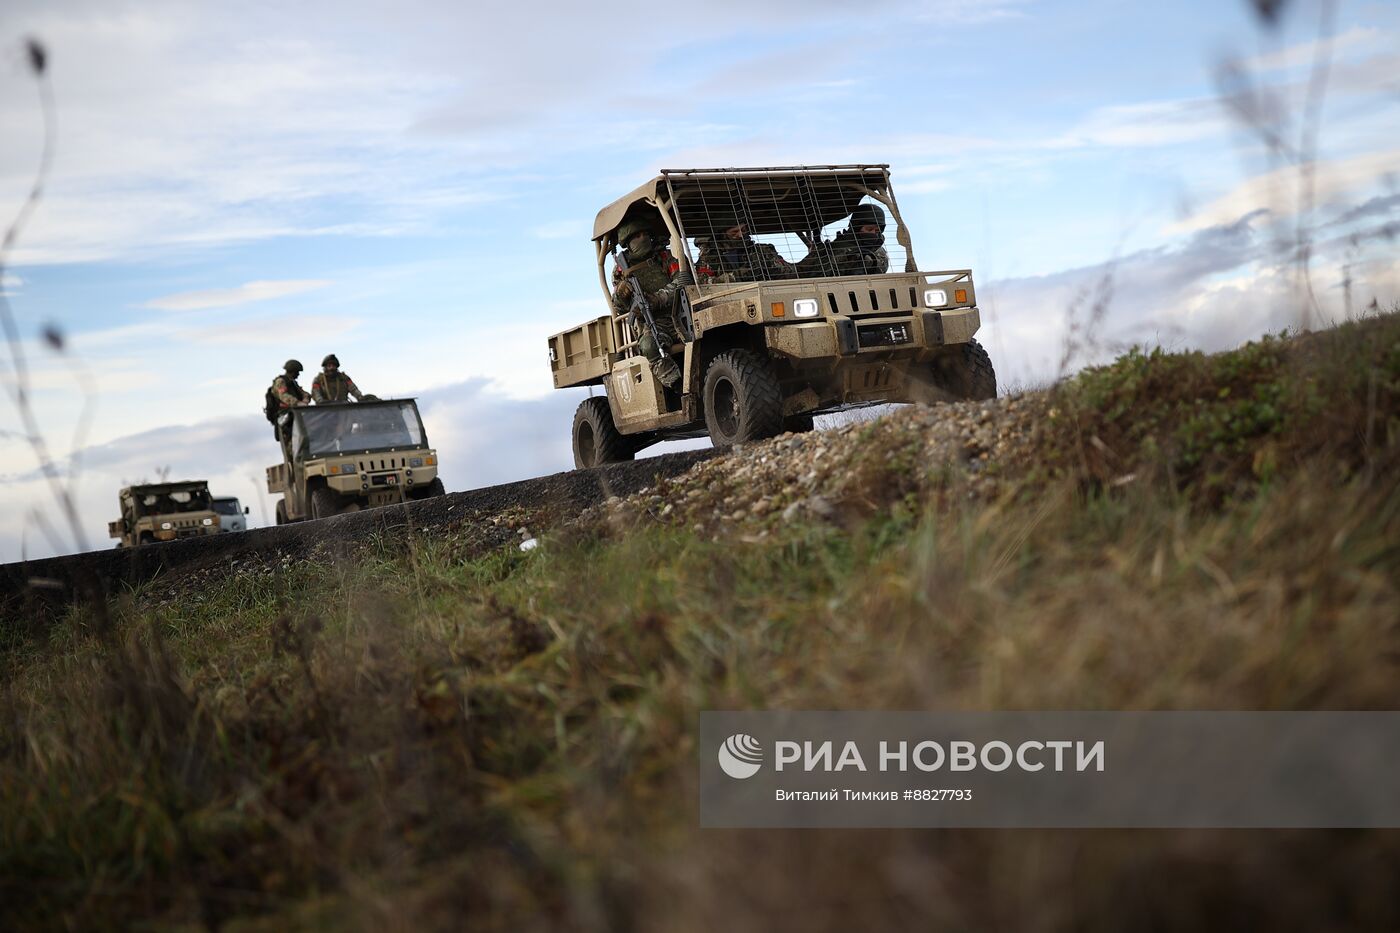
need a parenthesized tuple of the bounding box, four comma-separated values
(615, 257, 683, 387)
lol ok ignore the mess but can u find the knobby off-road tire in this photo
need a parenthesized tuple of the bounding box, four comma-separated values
(703, 349, 784, 447)
(310, 486, 341, 520)
(573, 397, 634, 469)
(275, 499, 288, 525)
(414, 477, 446, 499)
(937, 339, 997, 401)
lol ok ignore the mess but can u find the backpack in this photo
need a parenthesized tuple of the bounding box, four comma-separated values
(264, 380, 281, 423)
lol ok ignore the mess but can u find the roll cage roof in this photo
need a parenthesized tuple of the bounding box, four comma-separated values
(592, 165, 896, 244)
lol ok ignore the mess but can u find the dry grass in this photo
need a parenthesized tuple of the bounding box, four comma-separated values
(1, 312, 1398, 930)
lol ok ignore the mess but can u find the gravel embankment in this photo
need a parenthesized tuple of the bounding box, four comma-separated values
(0, 449, 720, 619)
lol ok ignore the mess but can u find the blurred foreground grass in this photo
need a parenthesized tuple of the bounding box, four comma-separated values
(2, 311, 1398, 930)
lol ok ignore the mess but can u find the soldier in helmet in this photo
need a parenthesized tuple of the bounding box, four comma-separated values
(311, 353, 367, 403)
(270, 359, 310, 411)
(695, 221, 796, 283)
(611, 212, 689, 389)
(798, 202, 891, 277)
(266, 359, 310, 448)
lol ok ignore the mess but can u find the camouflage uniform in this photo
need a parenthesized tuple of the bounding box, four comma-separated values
(695, 233, 796, 283)
(269, 360, 309, 445)
(820, 231, 889, 276)
(797, 203, 890, 277)
(271, 374, 309, 408)
(312, 354, 365, 403)
(612, 217, 687, 388)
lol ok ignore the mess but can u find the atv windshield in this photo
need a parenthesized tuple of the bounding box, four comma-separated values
(135, 488, 211, 516)
(297, 401, 426, 457)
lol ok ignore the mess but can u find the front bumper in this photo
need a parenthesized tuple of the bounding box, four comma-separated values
(766, 306, 981, 361)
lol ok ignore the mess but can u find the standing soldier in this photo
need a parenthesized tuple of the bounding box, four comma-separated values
(266, 359, 310, 449)
(612, 214, 689, 388)
(311, 354, 367, 403)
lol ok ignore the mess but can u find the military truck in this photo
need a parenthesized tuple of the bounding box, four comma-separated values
(108, 481, 220, 547)
(547, 165, 996, 467)
(267, 398, 444, 523)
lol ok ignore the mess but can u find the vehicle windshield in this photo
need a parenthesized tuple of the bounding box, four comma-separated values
(135, 487, 210, 516)
(211, 498, 243, 516)
(297, 401, 426, 457)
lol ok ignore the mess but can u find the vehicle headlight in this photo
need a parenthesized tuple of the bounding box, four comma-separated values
(202, 518, 213, 526)
(924, 288, 948, 307)
(340, 463, 356, 474)
(409, 457, 423, 467)
(793, 298, 820, 318)
(160, 522, 173, 530)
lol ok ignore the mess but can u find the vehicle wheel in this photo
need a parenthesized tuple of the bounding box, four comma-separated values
(138, 532, 155, 545)
(310, 486, 341, 520)
(275, 499, 288, 525)
(702, 349, 783, 447)
(415, 477, 446, 499)
(783, 412, 815, 434)
(934, 339, 997, 401)
(572, 397, 634, 469)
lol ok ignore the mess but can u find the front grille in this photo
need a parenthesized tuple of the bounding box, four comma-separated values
(359, 457, 404, 472)
(857, 322, 913, 349)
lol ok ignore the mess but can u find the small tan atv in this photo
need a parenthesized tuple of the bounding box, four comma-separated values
(109, 480, 220, 546)
(547, 164, 995, 468)
(267, 398, 444, 523)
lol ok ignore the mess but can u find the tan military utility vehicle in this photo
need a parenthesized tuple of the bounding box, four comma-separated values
(548, 165, 996, 467)
(108, 481, 220, 547)
(267, 398, 444, 523)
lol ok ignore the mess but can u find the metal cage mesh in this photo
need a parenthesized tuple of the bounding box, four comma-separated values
(660, 167, 910, 282)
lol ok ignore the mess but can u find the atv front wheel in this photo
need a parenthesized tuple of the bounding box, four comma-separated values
(572, 397, 633, 469)
(414, 477, 446, 499)
(703, 349, 783, 447)
(310, 486, 342, 520)
(933, 339, 997, 401)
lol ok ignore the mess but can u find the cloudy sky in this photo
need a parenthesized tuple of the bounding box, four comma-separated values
(1, 0, 1397, 559)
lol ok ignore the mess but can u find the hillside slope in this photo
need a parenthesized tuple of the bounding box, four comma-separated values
(2, 311, 1398, 931)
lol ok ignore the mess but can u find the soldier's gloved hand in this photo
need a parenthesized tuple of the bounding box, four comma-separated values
(614, 278, 634, 302)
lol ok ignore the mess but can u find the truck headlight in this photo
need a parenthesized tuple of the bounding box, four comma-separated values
(924, 289, 947, 307)
(409, 457, 423, 467)
(160, 522, 173, 530)
(793, 298, 819, 318)
(202, 518, 213, 526)
(340, 463, 356, 474)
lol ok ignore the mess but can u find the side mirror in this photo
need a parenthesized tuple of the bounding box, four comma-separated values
(244, 507, 250, 515)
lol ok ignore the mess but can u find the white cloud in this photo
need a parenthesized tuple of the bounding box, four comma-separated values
(184, 313, 362, 346)
(144, 279, 332, 311)
(1165, 148, 1400, 236)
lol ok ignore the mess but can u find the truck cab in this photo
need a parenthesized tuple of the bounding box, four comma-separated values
(211, 496, 250, 533)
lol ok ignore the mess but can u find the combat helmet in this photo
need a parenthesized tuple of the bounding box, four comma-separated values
(284, 359, 303, 375)
(849, 203, 886, 230)
(617, 216, 658, 248)
(322, 353, 339, 368)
